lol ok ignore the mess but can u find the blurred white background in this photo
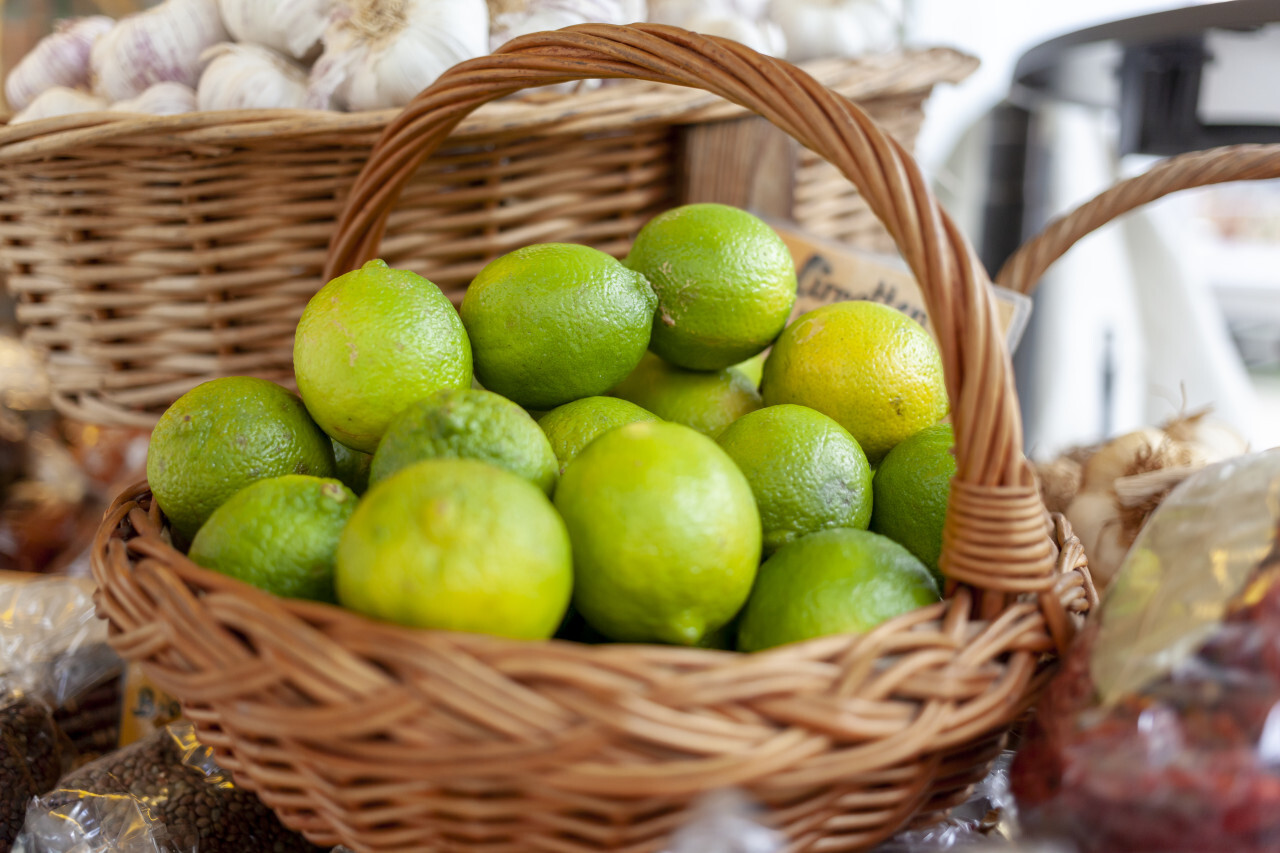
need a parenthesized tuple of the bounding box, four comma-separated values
(902, 0, 1280, 456)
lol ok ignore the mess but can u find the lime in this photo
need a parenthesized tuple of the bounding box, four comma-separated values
(762, 301, 948, 463)
(610, 351, 761, 437)
(332, 440, 372, 494)
(293, 259, 472, 453)
(188, 475, 356, 603)
(737, 528, 940, 652)
(871, 424, 955, 582)
(625, 203, 796, 370)
(537, 396, 659, 475)
(336, 458, 572, 639)
(733, 350, 768, 389)
(717, 404, 873, 554)
(460, 243, 658, 410)
(369, 388, 557, 495)
(554, 420, 761, 646)
(147, 377, 336, 542)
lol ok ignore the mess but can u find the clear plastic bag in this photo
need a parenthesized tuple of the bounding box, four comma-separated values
(0, 575, 124, 761)
(1012, 449, 1280, 852)
(18, 722, 325, 853)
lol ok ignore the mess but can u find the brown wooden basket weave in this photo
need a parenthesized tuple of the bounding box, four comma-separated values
(90, 26, 1092, 853)
(0, 47, 973, 429)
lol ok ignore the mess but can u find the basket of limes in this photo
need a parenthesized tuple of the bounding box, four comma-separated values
(92, 24, 1094, 853)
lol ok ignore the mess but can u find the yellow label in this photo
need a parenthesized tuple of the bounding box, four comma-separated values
(118, 662, 183, 747)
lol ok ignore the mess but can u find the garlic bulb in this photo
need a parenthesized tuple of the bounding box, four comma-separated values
(90, 0, 228, 102)
(110, 81, 198, 115)
(649, 0, 767, 25)
(4, 16, 114, 112)
(197, 44, 311, 111)
(769, 0, 901, 63)
(1062, 413, 1249, 590)
(217, 0, 340, 61)
(490, 0, 645, 51)
(308, 0, 489, 112)
(10, 86, 108, 124)
(684, 13, 786, 56)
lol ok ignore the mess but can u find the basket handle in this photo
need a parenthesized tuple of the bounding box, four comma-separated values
(996, 144, 1280, 294)
(324, 24, 1061, 627)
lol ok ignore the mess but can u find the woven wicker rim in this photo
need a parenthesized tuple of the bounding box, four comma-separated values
(0, 50, 976, 159)
(997, 144, 1280, 294)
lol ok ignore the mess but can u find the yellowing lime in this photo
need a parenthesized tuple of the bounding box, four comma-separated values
(336, 458, 572, 639)
(762, 301, 948, 463)
(610, 351, 760, 437)
(293, 259, 472, 453)
(625, 204, 796, 370)
(536, 396, 659, 475)
(554, 421, 761, 646)
(717, 404, 873, 554)
(871, 424, 955, 583)
(460, 243, 657, 410)
(147, 376, 336, 542)
(737, 528, 940, 652)
(369, 388, 558, 495)
(188, 475, 356, 603)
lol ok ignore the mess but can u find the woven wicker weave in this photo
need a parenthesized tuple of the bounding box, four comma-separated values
(91, 26, 1091, 853)
(0, 47, 974, 429)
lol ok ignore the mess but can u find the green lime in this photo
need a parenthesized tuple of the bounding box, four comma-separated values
(332, 440, 372, 494)
(625, 203, 796, 370)
(762, 301, 948, 463)
(871, 424, 955, 583)
(369, 388, 557, 495)
(717, 404, 873, 555)
(737, 528, 940, 652)
(537, 396, 659, 475)
(610, 351, 761, 437)
(733, 350, 768, 389)
(147, 377, 336, 542)
(336, 458, 572, 639)
(293, 259, 472, 453)
(554, 420, 761, 646)
(460, 243, 658, 410)
(188, 475, 356, 603)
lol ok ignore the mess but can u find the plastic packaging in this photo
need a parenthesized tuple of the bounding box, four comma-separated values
(0, 575, 123, 760)
(19, 722, 325, 853)
(1012, 449, 1280, 852)
(666, 790, 783, 853)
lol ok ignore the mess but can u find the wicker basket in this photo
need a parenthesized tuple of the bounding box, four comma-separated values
(0, 47, 973, 430)
(90, 25, 1092, 853)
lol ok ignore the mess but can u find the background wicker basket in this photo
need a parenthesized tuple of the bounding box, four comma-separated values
(0, 46, 974, 429)
(91, 24, 1092, 853)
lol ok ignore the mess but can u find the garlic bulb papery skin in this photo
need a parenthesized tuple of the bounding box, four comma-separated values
(109, 81, 198, 115)
(685, 13, 786, 57)
(10, 86, 109, 124)
(489, 0, 643, 56)
(90, 0, 228, 102)
(307, 0, 489, 112)
(218, 0, 341, 61)
(769, 0, 901, 63)
(649, 0, 765, 26)
(4, 16, 114, 112)
(197, 44, 311, 111)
